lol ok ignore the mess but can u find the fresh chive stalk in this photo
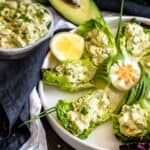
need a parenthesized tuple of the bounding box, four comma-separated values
(115, 0, 124, 50)
(18, 107, 56, 128)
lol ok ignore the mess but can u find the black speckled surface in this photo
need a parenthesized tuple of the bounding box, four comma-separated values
(42, 117, 74, 150)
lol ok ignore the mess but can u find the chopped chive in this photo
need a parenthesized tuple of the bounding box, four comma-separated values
(80, 106, 89, 115)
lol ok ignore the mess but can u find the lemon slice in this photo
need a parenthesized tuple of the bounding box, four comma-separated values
(50, 32, 84, 61)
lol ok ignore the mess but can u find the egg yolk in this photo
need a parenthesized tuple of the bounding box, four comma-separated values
(116, 64, 137, 84)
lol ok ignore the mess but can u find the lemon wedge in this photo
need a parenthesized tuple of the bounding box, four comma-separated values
(50, 32, 84, 61)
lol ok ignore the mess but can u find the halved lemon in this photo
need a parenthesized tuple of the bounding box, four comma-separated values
(50, 32, 84, 61)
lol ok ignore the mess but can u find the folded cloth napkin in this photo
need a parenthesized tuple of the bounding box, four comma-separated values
(0, 39, 49, 150)
(95, 0, 150, 18)
(20, 88, 47, 150)
(0, 5, 75, 149)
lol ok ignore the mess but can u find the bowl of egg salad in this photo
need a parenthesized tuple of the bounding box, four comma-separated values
(0, 0, 54, 59)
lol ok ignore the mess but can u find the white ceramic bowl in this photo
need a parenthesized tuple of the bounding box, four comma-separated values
(0, 7, 54, 59)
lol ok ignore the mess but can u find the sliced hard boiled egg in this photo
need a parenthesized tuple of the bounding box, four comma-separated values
(110, 59, 141, 91)
(50, 32, 84, 61)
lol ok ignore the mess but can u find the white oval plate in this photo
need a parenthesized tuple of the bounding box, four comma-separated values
(39, 16, 150, 150)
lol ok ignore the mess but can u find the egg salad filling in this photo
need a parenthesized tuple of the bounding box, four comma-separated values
(118, 104, 148, 137)
(42, 59, 96, 92)
(55, 61, 95, 84)
(85, 29, 113, 66)
(110, 58, 141, 91)
(124, 23, 150, 56)
(0, 0, 51, 48)
(66, 90, 111, 135)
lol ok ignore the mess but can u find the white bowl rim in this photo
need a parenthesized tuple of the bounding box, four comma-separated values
(0, 6, 54, 55)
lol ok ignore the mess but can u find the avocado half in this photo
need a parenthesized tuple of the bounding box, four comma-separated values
(49, 0, 103, 25)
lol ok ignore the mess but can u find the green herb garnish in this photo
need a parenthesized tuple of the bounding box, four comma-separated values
(80, 106, 89, 115)
(115, 0, 124, 51)
(18, 107, 56, 128)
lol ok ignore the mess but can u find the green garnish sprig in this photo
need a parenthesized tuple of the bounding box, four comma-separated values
(115, 0, 124, 51)
(18, 107, 56, 128)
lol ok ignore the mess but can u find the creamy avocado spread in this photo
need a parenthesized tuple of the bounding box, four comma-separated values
(66, 90, 111, 135)
(124, 23, 150, 56)
(85, 29, 112, 66)
(118, 104, 148, 137)
(0, 0, 51, 48)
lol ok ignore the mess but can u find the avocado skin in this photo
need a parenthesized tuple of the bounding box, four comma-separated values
(49, 0, 103, 25)
(34, 0, 49, 5)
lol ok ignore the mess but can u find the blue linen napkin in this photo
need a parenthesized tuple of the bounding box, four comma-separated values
(0, 39, 49, 150)
(95, 0, 150, 18)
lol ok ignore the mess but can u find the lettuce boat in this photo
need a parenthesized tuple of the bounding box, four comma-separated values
(56, 89, 118, 139)
(42, 59, 96, 92)
(76, 19, 117, 66)
(118, 20, 150, 57)
(112, 104, 150, 142)
(140, 49, 150, 75)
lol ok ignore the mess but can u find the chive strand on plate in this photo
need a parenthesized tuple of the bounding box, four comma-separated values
(18, 107, 56, 128)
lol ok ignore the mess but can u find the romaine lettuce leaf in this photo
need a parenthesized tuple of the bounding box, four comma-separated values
(118, 20, 150, 57)
(56, 90, 113, 139)
(112, 104, 150, 142)
(139, 74, 150, 111)
(76, 18, 117, 66)
(140, 49, 150, 75)
(42, 59, 96, 92)
(94, 54, 123, 84)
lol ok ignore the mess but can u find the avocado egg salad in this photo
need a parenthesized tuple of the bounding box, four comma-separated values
(41, 17, 150, 142)
(113, 104, 150, 142)
(0, 0, 51, 48)
(76, 19, 117, 66)
(42, 59, 96, 92)
(118, 20, 150, 57)
(56, 89, 112, 139)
